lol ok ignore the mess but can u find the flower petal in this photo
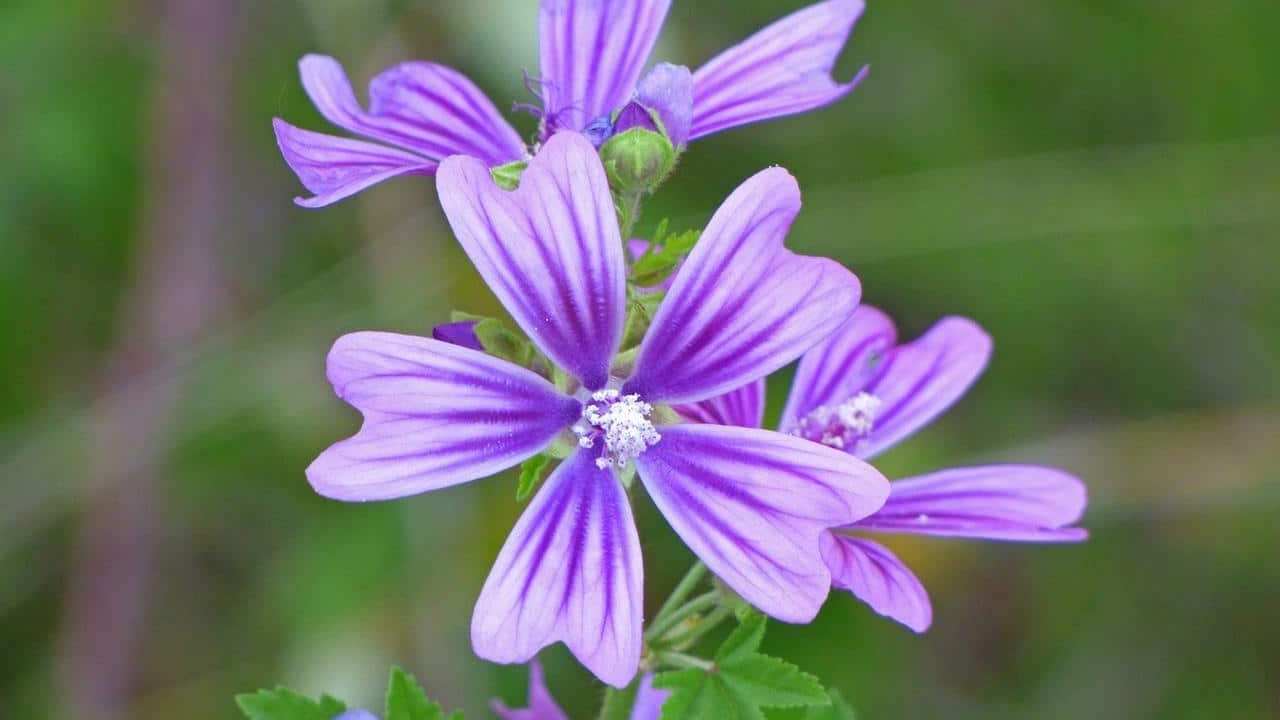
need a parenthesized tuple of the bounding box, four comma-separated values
(306, 332, 579, 501)
(673, 378, 765, 428)
(820, 533, 932, 633)
(538, 0, 672, 133)
(856, 465, 1088, 542)
(490, 661, 569, 720)
(273, 119, 435, 208)
(630, 673, 671, 720)
(857, 317, 992, 459)
(299, 54, 526, 166)
(472, 449, 644, 688)
(690, 0, 867, 140)
(636, 63, 694, 147)
(625, 167, 860, 404)
(635, 424, 888, 622)
(779, 305, 897, 431)
(437, 132, 627, 390)
(334, 712, 380, 720)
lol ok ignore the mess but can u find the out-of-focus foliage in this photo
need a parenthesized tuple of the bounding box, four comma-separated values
(1, 1, 1277, 719)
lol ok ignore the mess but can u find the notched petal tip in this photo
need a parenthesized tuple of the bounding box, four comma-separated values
(635, 425, 889, 624)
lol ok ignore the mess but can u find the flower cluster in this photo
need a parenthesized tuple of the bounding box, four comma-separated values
(271, 0, 1089, 714)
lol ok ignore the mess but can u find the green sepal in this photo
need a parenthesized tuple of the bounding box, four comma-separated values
(653, 612, 828, 720)
(516, 454, 553, 502)
(490, 160, 528, 190)
(385, 666, 464, 720)
(472, 318, 535, 367)
(619, 290, 664, 355)
(234, 687, 346, 720)
(630, 227, 699, 288)
(601, 127, 677, 196)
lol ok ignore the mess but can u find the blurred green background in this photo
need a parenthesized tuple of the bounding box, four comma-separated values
(3, 0, 1278, 718)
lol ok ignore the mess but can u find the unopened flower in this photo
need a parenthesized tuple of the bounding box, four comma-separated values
(306, 132, 885, 685)
(492, 662, 669, 720)
(681, 306, 1088, 632)
(274, 0, 868, 206)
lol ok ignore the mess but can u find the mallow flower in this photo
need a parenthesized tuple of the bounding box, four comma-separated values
(679, 305, 1088, 632)
(492, 662, 669, 720)
(305, 132, 888, 685)
(274, 0, 868, 206)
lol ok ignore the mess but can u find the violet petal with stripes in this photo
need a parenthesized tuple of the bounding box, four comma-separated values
(779, 304, 897, 431)
(538, 0, 672, 134)
(472, 449, 644, 688)
(691, 0, 868, 140)
(437, 132, 627, 390)
(625, 166, 861, 404)
(854, 465, 1088, 542)
(635, 424, 888, 623)
(674, 377, 765, 428)
(306, 332, 579, 501)
(820, 533, 932, 632)
(635, 63, 694, 147)
(851, 316, 992, 459)
(276, 55, 526, 206)
(272, 119, 435, 208)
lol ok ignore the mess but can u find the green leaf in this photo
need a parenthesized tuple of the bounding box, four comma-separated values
(654, 613, 829, 720)
(385, 667, 463, 720)
(235, 687, 346, 720)
(802, 690, 858, 720)
(630, 228, 699, 287)
(516, 454, 553, 502)
(717, 656, 826, 709)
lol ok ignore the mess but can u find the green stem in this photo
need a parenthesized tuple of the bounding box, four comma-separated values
(651, 561, 707, 629)
(645, 590, 718, 644)
(654, 651, 715, 672)
(663, 605, 734, 651)
(597, 682, 639, 720)
(619, 191, 643, 239)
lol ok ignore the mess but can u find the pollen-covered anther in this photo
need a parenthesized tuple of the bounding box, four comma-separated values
(791, 392, 882, 450)
(572, 389, 661, 470)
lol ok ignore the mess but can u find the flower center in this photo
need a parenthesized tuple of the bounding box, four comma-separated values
(790, 392, 882, 450)
(573, 389, 661, 470)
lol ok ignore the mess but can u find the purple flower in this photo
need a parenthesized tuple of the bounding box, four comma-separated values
(274, 0, 868, 206)
(680, 305, 1088, 633)
(492, 662, 670, 720)
(306, 132, 887, 685)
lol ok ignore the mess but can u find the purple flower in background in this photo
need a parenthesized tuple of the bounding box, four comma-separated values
(274, 0, 868, 206)
(681, 306, 1088, 632)
(492, 662, 670, 720)
(306, 132, 885, 685)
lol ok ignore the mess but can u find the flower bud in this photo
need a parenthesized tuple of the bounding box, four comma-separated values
(599, 115, 677, 195)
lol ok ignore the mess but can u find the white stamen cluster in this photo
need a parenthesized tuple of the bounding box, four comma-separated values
(791, 392, 882, 450)
(572, 389, 662, 469)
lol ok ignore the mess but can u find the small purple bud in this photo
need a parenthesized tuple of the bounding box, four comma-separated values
(583, 114, 615, 147)
(432, 320, 483, 351)
(612, 101, 659, 135)
(636, 63, 694, 148)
